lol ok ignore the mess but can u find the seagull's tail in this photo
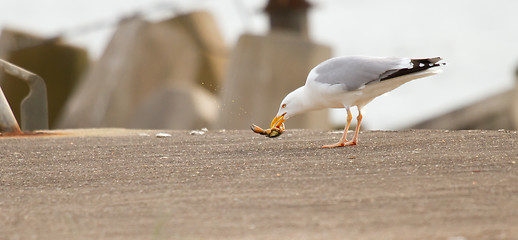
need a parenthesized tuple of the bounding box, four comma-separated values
(380, 57, 445, 81)
(411, 57, 446, 68)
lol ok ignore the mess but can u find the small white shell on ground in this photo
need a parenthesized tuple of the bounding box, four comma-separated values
(156, 133, 172, 138)
(189, 130, 206, 135)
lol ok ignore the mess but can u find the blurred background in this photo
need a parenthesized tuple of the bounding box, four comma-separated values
(1, 0, 517, 131)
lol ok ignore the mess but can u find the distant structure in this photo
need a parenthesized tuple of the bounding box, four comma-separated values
(216, 0, 332, 130)
(0, 28, 89, 128)
(412, 67, 518, 130)
(513, 66, 518, 129)
(264, 0, 312, 38)
(57, 12, 226, 130)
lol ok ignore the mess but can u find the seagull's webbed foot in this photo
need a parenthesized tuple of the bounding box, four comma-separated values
(322, 109, 362, 148)
(321, 139, 357, 148)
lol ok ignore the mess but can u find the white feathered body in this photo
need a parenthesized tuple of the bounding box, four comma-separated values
(277, 56, 444, 119)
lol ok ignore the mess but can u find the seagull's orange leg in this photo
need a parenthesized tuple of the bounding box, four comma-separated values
(342, 108, 352, 142)
(322, 110, 362, 148)
(345, 111, 363, 146)
(322, 109, 352, 148)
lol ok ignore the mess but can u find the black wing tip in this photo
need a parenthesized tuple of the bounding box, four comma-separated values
(410, 57, 446, 69)
(429, 56, 442, 63)
(431, 57, 446, 66)
(412, 56, 442, 62)
(379, 57, 445, 82)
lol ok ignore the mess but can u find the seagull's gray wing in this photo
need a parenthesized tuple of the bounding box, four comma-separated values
(310, 56, 441, 91)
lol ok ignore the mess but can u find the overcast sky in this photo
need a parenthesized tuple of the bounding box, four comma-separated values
(1, 0, 518, 129)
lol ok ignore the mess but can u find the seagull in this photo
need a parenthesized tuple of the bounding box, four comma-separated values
(269, 55, 445, 148)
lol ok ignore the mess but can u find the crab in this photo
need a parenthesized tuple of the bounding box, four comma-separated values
(250, 114, 286, 138)
(250, 124, 285, 138)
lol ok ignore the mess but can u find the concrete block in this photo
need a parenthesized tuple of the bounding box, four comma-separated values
(511, 68, 518, 130)
(58, 12, 226, 129)
(0, 28, 89, 128)
(166, 11, 228, 93)
(129, 83, 218, 129)
(216, 32, 332, 130)
(412, 89, 516, 130)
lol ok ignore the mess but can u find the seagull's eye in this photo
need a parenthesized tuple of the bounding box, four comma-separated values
(282, 104, 287, 108)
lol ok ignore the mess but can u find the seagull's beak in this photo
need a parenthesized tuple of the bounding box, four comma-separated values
(271, 112, 287, 129)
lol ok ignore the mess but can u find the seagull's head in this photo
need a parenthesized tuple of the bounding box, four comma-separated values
(270, 87, 307, 129)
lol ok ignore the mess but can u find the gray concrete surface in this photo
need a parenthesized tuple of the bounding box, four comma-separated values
(1, 129, 517, 240)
